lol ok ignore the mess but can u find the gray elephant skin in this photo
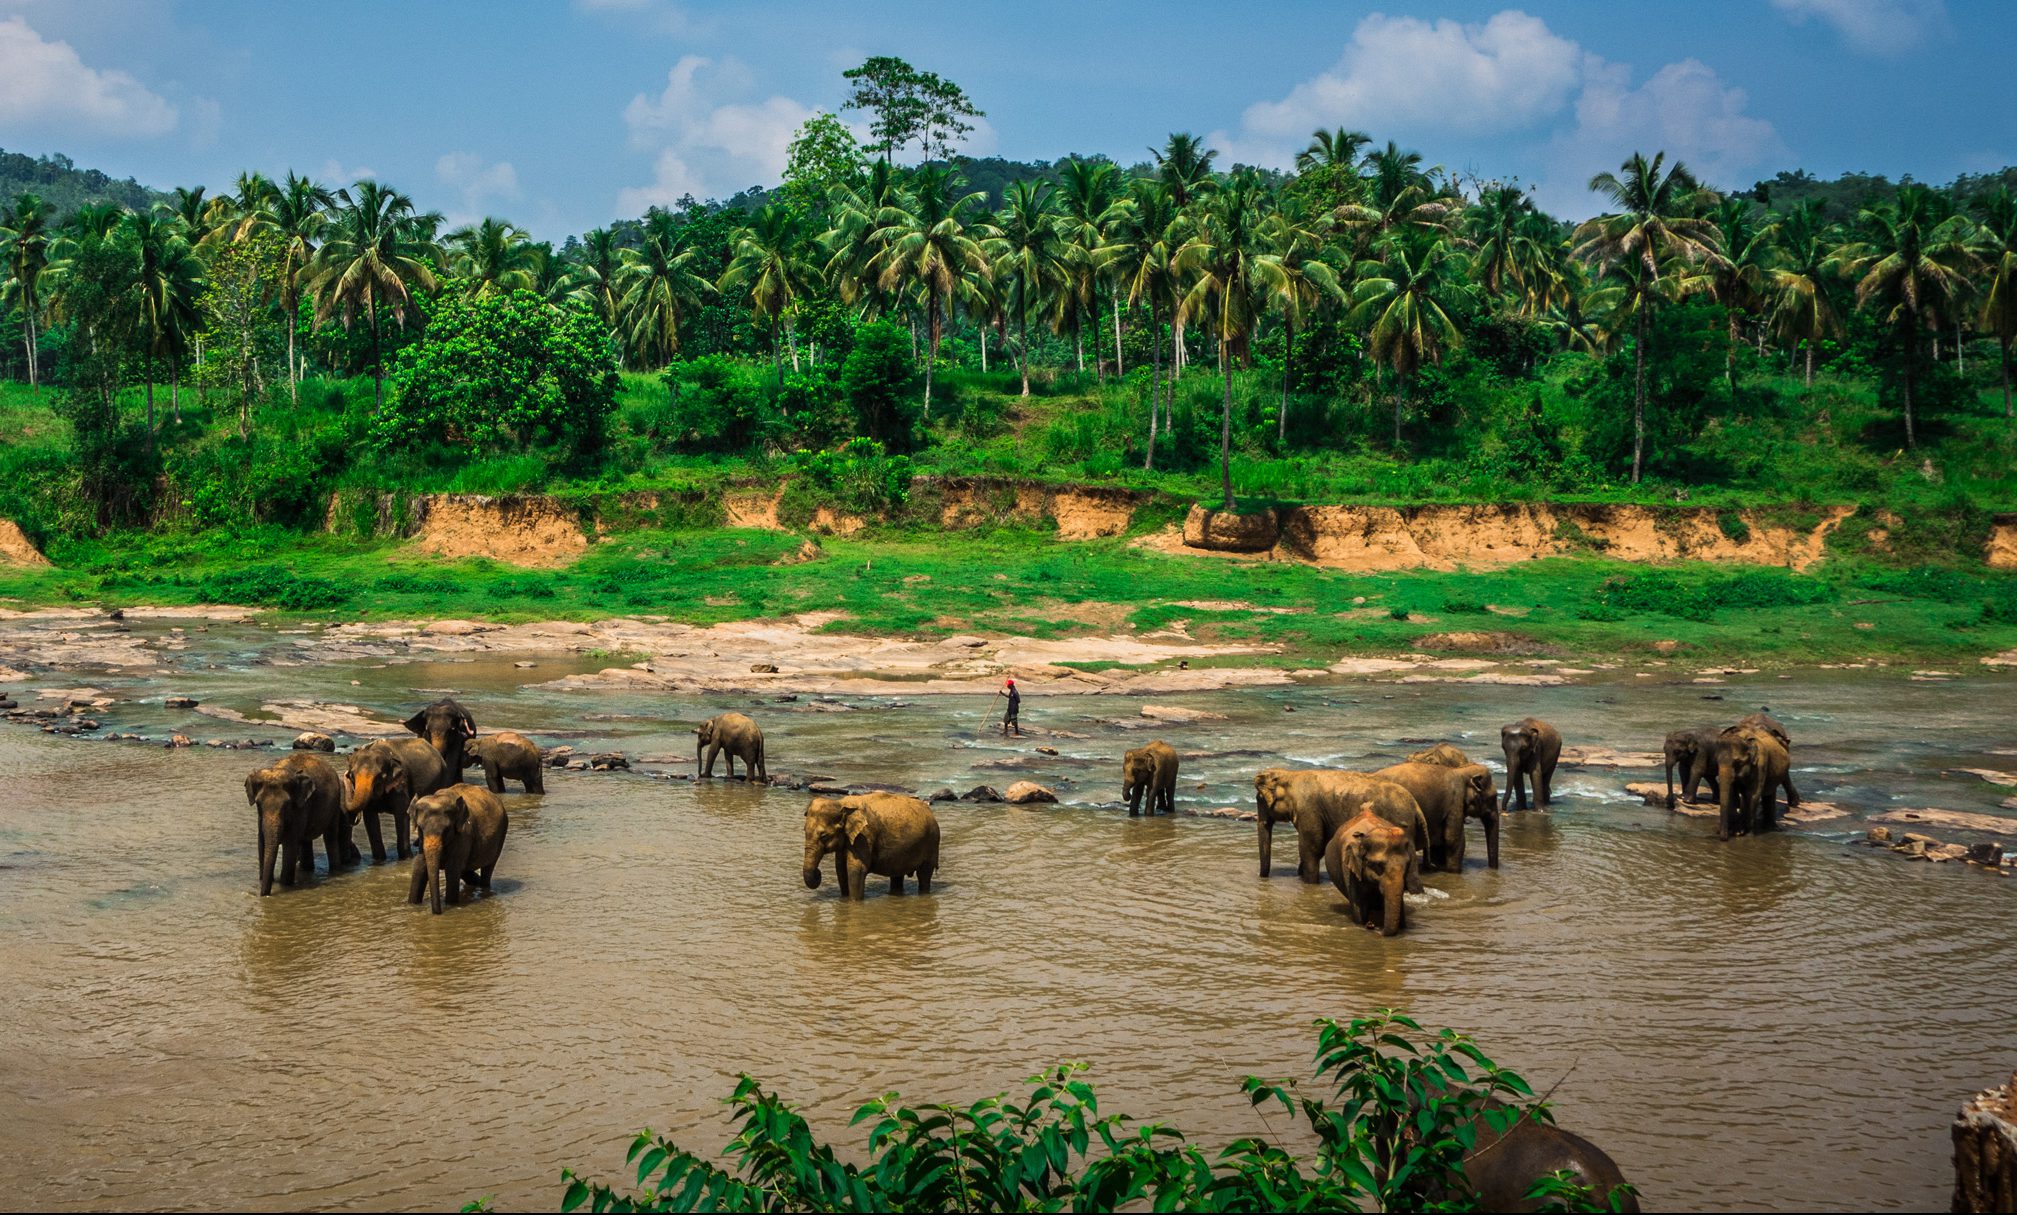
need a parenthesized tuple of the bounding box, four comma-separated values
(802, 793, 939, 899)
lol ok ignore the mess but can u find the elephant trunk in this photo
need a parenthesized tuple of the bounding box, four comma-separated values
(803, 837, 824, 890)
(1483, 810, 1501, 869)
(258, 809, 279, 896)
(1381, 869, 1406, 937)
(1257, 818, 1274, 877)
(423, 835, 445, 914)
(347, 770, 374, 816)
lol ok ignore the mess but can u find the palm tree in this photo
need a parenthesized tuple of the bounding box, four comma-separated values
(130, 210, 205, 430)
(820, 160, 901, 319)
(447, 217, 539, 297)
(724, 203, 819, 385)
(1350, 232, 1468, 449)
(868, 166, 990, 414)
(1465, 182, 1534, 298)
(1174, 173, 1272, 509)
(1297, 128, 1372, 173)
(1572, 151, 1719, 482)
(1842, 184, 1980, 447)
(618, 209, 715, 369)
(1150, 133, 1217, 208)
(1257, 198, 1344, 441)
(262, 172, 335, 400)
(1365, 141, 1430, 207)
(169, 186, 217, 246)
(572, 227, 624, 331)
(1106, 179, 1181, 466)
(985, 179, 1067, 397)
(1688, 197, 1773, 385)
(1767, 201, 1848, 387)
(304, 180, 444, 409)
(1055, 158, 1123, 377)
(213, 172, 280, 245)
(1, 192, 53, 390)
(1974, 188, 2017, 417)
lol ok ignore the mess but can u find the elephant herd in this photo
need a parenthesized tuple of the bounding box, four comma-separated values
(1662, 711, 1800, 841)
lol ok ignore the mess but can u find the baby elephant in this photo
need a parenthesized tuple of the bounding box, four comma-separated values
(467, 731, 545, 794)
(246, 753, 351, 896)
(696, 711, 766, 783)
(1122, 740, 1179, 816)
(802, 793, 939, 899)
(1500, 716, 1561, 812)
(1327, 806, 1416, 937)
(407, 785, 509, 915)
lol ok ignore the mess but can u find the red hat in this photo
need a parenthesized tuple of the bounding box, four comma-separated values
(1005, 677, 1015, 685)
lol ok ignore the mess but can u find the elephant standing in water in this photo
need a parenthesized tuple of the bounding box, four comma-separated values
(1254, 768, 1428, 891)
(1738, 710, 1799, 808)
(467, 731, 545, 794)
(1122, 740, 1179, 816)
(1713, 724, 1794, 841)
(1374, 760, 1500, 870)
(246, 753, 351, 895)
(1500, 717, 1561, 812)
(802, 793, 939, 899)
(1663, 726, 1723, 808)
(344, 738, 450, 862)
(697, 712, 767, 783)
(406, 698, 478, 778)
(1326, 807, 1415, 936)
(1446, 1105, 1639, 1212)
(1408, 742, 1473, 768)
(406, 785, 509, 915)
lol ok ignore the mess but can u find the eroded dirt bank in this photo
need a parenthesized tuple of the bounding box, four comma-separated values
(1168, 502, 1855, 571)
(0, 520, 50, 568)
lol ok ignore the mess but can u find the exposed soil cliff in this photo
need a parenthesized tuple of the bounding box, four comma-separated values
(0, 520, 50, 568)
(1988, 517, 2017, 570)
(408, 496, 589, 566)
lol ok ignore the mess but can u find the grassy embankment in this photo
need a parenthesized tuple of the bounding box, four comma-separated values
(2, 368, 2015, 669)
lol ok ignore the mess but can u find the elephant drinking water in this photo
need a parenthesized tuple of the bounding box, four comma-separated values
(1122, 740, 1179, 816)
(802, 793, 939, 900)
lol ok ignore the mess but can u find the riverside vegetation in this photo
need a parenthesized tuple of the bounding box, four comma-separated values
(3, 56, 2016, 669)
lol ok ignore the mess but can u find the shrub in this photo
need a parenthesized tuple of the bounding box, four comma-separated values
(539, 1013, 1631, 1214)
(662, 356, 782, 454)
(841, 321, 921, 451)
(195, 564, 351, 611)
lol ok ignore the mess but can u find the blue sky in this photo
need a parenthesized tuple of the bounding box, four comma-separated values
(1, 0, 2010, 236)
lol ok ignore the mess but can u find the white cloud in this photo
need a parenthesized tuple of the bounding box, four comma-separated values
(616, 55, 812, 213)
(1770, 0, 1947, 54)
(0, 14, 177, 138)
(435, 151, 521, 226)
(1231, 10, 1584, 159)
(1538, 57, 1788, 216)
(319, 158, 378, 186)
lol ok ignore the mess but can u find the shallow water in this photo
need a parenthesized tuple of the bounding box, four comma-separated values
(2, 625, 2015, 1211)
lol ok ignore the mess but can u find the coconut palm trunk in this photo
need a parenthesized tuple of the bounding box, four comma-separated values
(1280, 319, 1294, 443)
(1902, 322, 1918, 449)
(1112, 297, 1124, 377)
(923, 294, 940, 418)
(1019, 309, 1031, 398)
(1632, 306, 1649, 483)
(1218, 338, 1234, 511)
(1145, 298, 1162, 471)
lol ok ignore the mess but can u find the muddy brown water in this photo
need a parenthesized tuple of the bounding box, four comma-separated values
(2, 625, 2014, 1211)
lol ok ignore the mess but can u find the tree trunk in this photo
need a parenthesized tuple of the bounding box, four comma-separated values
(1075, 326, 1084, 375)
(1632, 306, 1649, 483)
(772, 319, 784, 387)
(1805, 340, 1814, 388)
(979, 323, 987, 373)
(20, 306, 34, 393)
(1112, 296, 1124, 377)
(1957, 318, 1965, 375)
(286, 292, 299, 404)
(1144, 298, 1161, 471)
(923, 295, 939, 418)
(1019, 309, 1030, 398)
(789, 318, 800, 373)
(1280, 319, 1293, 443)
(1727, 306, 1739, 387)
(1951, 1075, 2017, 1214)
(1394, 373, 1406, 451)
(369, 296, 384, 412)
(145, 353, 156, 435)
(1218, 343, 1234, 511)
(1903, 328, 1918, 449)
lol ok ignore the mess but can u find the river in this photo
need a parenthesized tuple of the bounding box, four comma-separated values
(1, 619, 2013, 1210)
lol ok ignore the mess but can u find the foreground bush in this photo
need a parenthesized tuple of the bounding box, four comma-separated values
(527, 1012, 1636, 1213)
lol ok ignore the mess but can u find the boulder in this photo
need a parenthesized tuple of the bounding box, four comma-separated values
(1965, 842, 2005, 868)
(1182, 504, 1280, 553)
(1140, 704, 1227, 724)
(960, 785, 1004, 803)
(293, 732, 335, 752)
(545, 745, 577, 768)
(925, 787, 957, 803)
(1004, 781, 1058, 805)
(589, 752, 630, 771)
(168, 734, 192, 748)
(1036, 746, 1059, 756)
(164, 695, 198, 709)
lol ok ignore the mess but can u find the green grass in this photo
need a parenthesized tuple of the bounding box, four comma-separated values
(5, 523, 2013, 667)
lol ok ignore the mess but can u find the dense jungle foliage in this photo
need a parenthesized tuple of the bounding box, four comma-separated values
(2, 56, 2014, 551)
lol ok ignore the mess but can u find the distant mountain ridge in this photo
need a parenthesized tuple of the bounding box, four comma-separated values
(0, 149, 164, 216)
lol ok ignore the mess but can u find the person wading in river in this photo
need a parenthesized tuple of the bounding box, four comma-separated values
(996, 677, 1022, 737)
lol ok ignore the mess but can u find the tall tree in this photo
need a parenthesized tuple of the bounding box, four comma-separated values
(1767, 200, 1848, 387)
(131, 210, 205, 430)
(722, 203, 818, 384)
(869, 165, 989, 414)
(1054, 158, 1123, 377)
(618, 209, 716, 369)
(1257, 198, 1344, 442)
(1465, 182, 1534, 299)
(447, 217, 539, 297)
(1106, 179, 1180, 466)
(1150, 133, 1216, 207)
(572, 227, 624, 331)
(1689, 197, 1773, 385)
(264, 172, 335, 400)
(842, 57, 926, 165)
(0, 192, 53, 391)
(1974, 188, 2017, 417)
(1174, 172, 1272, 509)
(1843, 184, 1980, 447)
(305, 180, 444, 409)
(821, 160, 901, 318)
(985, 179, 1066, 398)
(1572, 151, 1719, 482)
(1349, 232, 1467, 449)
(1297, 128, 1372, 173)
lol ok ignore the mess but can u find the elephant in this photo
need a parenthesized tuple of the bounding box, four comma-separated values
(467, 731, 545, 794)
(406, 784, 509, 915)
(1445, 1105, 1640, 1212)
(246, 753, 351, 896)
(1374, 760, 1500, 871)
(1122, 740, 1179, 816)
(1254, 768, 1428, 892)
(802, 793, 939, 899)
(696, 711, 767, 783)
(1662, 726, 1724, 809)
(1713, 724, 1793, 841)
(405, 698, 478, 778)
(1326, 807, 1414, 936)
(1408, 742, 1473, 768)
(1500, 717, 1562, 812)
(343, 737, 451, 862)
(1737, 711, 1799, 807)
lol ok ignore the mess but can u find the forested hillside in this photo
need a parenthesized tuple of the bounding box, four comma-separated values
(0, 149, 163, 218)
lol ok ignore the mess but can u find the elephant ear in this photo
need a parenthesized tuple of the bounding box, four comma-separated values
(245, 772, 262, 805)
(845, 809, 872, 849)
(403, 708, 429, 738)
(290, 772, 318, 805)
(449, 793, 471, 829)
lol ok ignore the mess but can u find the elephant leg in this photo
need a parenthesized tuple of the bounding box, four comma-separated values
(279, 837, 302, 886)
(833, 851, 849, 897)
(363, 812, 387, 863)
(1782, 770, 1800, 808)
(916, 866, 933, 893)
(323, 825, 344, 871)
(485, 764, 504, 794)
(1126, 787, 1140, 816)
(1296, 824, 1324, 884)
(393, 810, 411, 860)
(889, 873, 905, 894)
(1540, 762, 1556, 806)
(1258, 819, 1275, 877)
(845, 857, 869, 901)
(528, 767, 545, 794)
(726, 753, 738, 780)
(298, 835, 317, 881)
(1342, 874, 1366, 924)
